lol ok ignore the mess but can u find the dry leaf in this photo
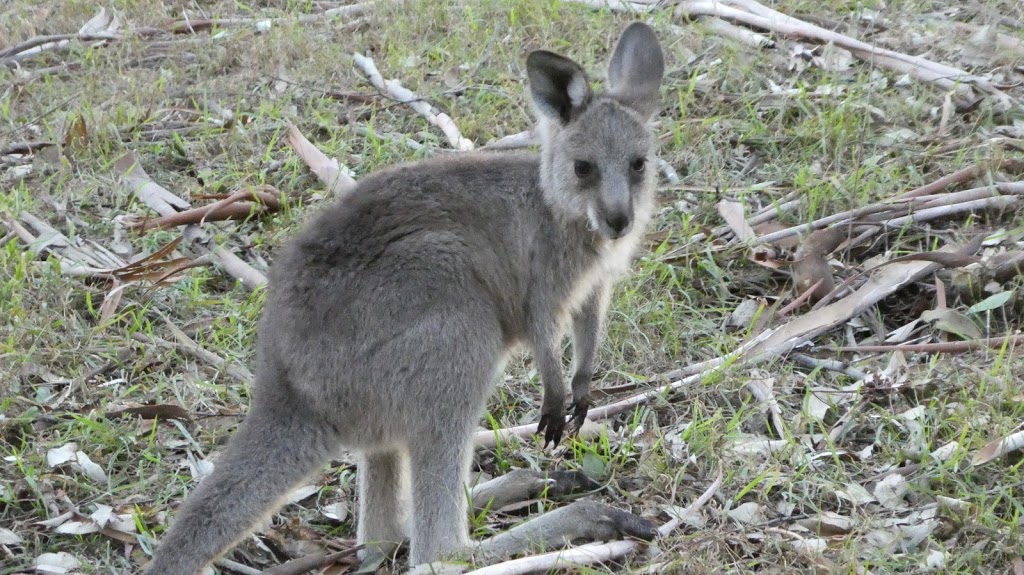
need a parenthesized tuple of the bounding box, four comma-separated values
(790, 537, 828, 556)
(0, 527, 24, 545)
(797, 511, 854, 535)
(106, 403, 191, 422)
(874, 474, 908, 510)
(972, 429, 1024, 466)
(287, 484, 320, 504)
(46, 443, 107, 483)
(835, 483, 875, 505)
(717, 200, 756, 242)
(320, 501, 349, 522)
(727, 502, 764, 525)
(35, 552, 80, 574)
(920, 308, 983, 340)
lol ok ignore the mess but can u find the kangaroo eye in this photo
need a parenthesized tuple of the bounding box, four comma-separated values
(574, 160, 593, 178)
(631, 157, 647, 173)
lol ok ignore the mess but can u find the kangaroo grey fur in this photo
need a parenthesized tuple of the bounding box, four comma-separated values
(145, 22, 664, 574)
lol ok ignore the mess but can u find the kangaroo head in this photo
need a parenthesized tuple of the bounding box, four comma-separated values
(527, 22, 665, 240)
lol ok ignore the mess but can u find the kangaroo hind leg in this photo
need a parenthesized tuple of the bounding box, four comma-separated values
(357, 448, 411, 560)
(145, 396, 337, 575)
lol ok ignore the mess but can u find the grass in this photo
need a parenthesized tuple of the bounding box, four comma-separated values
(2, 0, 1024, 573)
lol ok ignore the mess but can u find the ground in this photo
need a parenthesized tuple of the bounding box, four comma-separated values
(2, 0, 1024, 574)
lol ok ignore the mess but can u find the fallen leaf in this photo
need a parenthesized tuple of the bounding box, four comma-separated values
(968, 290, 1014, 313)
(789, 536, 828, 556)
(320, 501, 349, 522)
(0, 527, 23, 545)
(46, 443, 78, 467)
(35, 552, 80, 574)
(920, 308, 983, 340)
(726, 502, 764, 525)
(46, 443, 107, 483)
(835, 483, 876, 505)
(874, 474, 908, 510)
(797, 511, 854, 535)
(54, 518, 99, 535)
(106, 403, 191, 422)
(925, 549, 948, 568)
(972, 429, 1024, 466)
(717, 200, 757, 242)
(287, 484, 320, 504)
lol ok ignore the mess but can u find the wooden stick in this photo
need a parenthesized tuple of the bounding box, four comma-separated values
(835, 334, 1024, 353)
(353, 53, 473, 151)
(114, 151, 268, 290)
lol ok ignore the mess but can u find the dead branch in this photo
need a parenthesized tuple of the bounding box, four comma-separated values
(164, 2, 373, 34)
(473, 500, 656, 561)
(284, 124, 357, 196)
(353, 53, 474, 151)
(744, 239, 983, 361)
(129, 186, 283, 231)
(674, 0, 1015, 109)
(134, 324, 254, 385)
(475, 419, 608, 450)
(835, 334, 1024, 354)
(114, 151, 268, 290)
(752, 178, 1024, 246)
(258, 547, 361, 575)
(470, 469, 599, 512)
(456, 469, 722, 575)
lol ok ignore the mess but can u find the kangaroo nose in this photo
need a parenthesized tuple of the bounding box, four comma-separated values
(605, 213, 630, 235)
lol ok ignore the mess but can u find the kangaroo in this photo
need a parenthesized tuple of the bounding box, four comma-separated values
(145, 22, 664, 574)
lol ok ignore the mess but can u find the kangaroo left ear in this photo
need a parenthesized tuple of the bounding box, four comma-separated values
(606, 22, 665, 120)
(527, 50, 593, 125)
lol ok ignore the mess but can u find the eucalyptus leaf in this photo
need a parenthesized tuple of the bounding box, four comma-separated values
(968, 290, 1014, 314)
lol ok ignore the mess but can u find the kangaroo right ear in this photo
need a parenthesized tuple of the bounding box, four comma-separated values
(527, 50, 592, 125)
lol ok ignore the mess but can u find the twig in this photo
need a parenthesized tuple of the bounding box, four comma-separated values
(353, 53, 474, 151)
(752, 179, 1024, 246)
(216, 558, 262, 575)
(165, 2, 374, 34)
(789, 353, 868, 380)
(700, 18, 775, 48)
(835, 334, 1024, 354)
(114, 151, 268, 290)
(258, 547, 361, 575)
(674, 0, 1015, 108)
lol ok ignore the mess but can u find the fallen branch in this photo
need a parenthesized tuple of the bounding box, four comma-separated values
(130, 186, 284, 231)
(470, 469, 599, 512)
(114, 151, 268, 291)
(457, 469, 722, 575)
(258, 547, 361, 575)
(164, 2, 373, 34)
(752, 178, 1024, 247)
(744, 239, 982, 361)
(284, 124, 357, 196)
(673, 0, 1015, 109)
(835, 334, 1024, 354)
(353, 53, 474, 151)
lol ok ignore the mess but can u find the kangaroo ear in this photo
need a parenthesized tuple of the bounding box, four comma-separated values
(527, 50, 592, 124)
(607, 22, 664, 119)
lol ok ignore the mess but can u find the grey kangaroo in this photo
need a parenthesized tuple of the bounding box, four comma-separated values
(146, 22, 664, 574)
